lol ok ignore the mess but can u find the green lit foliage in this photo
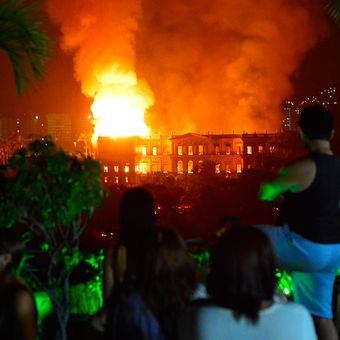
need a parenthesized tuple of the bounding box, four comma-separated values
(0, 0, 52, 95)
(189, 250, 211, 269)
(276, 269, 294, 300)
(0, 137, 106, 340)
(69, 251, 104, 315)
(0, 137, 104, 229)
(34, 291, 53, 329)
(33, 251, 104, 327)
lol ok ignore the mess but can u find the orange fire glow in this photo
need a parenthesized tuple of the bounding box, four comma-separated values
(90, 73, 154, 142)
(48, 1, 327, 137)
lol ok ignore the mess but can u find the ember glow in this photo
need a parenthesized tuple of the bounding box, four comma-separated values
(91, 92, 149, 139)
(48, 0, 327, 137)
(90, 72, 153, 141)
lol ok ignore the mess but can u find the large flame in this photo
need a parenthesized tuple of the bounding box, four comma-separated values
(48, 0, 327, 136)
(90, 71, 153, 142)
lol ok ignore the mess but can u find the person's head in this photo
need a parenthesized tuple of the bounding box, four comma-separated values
(0, 228, 25, 276)
(298, 105, 334, 143)
(138, 227, 196, 338)
(119, 186, 155, 246)
(139, 227, 196, 302)
(206, 225, 277, 324)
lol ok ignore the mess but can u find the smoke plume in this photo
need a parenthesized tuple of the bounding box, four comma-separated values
(47, 0, 327, 134)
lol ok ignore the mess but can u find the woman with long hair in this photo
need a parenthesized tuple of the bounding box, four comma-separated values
(93, 186, 157, 334)
(103, 186, 156, 297)
(179, 225, 317, 340)
(105, 227, 196, 340)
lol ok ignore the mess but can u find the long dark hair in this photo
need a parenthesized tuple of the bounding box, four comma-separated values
(119, 186, 155, 246)
(206, 225, 277, 324)
(114, 186, 156, 281)
(138, 227, 196, 339)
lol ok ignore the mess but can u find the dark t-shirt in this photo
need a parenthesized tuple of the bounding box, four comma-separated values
(104, 282, 165, 340)
(278, 153, 340, 243)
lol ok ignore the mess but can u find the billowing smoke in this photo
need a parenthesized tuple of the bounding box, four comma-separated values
(47, 0, 327, 134)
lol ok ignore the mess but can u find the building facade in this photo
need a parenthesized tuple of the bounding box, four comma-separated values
(98, 132, 278, 185)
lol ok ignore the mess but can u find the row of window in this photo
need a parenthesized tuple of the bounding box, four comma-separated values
(103, 161, 242, 175)
(176, 144, 265, 156)
(128, 144, 271, 157)
(103, 163, 167, 174)
(137, 146, 163, 156)
(103, 165, 130, 173)
(176, 144, 271, 156)
(176, 161, 242, 174)
(246, 145, 264, 154)
(103, 176, 129, 184)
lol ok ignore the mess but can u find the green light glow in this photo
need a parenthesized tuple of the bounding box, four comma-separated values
(34, 277, 103, 326)
(189, 250, 211, 269)
(40, 242, 49, 252)
(69, 278, 103, 315)
(34, 291, 53, 325)
(276, 269, 293, 299)
(259, 182, 283, 201)
(33, 250, 104, 328)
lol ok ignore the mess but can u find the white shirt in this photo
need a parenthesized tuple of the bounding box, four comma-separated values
(179, 302, 317, 340)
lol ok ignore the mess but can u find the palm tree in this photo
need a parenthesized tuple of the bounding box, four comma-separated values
(0, 0, 52, 95)
(326, 0, 340, 25)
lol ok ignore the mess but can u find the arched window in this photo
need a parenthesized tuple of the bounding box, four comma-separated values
(177, 160, 183, 174)
(188, 160, 194, 174)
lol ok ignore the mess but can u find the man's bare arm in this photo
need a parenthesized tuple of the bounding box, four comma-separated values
(259, 159, 316, 202)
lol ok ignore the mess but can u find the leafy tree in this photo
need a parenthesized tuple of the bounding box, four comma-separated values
(0, 0, 51, 95)
(0, 137, 106, 340)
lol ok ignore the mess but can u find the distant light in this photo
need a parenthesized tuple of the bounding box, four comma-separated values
(35, 116, 39, 120)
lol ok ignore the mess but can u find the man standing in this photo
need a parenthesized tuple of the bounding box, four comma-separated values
(259, 105, 340, 340)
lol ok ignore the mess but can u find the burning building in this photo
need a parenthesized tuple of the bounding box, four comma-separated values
(46, 0, 327, 176)
(47, 0, 327, 134)
(99, 134, 172, 184)
(98, 132, 278, 185)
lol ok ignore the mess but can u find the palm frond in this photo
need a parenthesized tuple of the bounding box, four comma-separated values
(0, 0, 53, 95)
(325, 0, 340, 25)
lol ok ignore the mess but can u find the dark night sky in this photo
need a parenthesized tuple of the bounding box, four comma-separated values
(0, 15, 339, 135)
(0, 43, 92, 134)
(291, 20, 340, 102)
